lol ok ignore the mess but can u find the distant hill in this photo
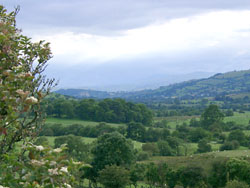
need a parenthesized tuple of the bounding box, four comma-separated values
(55, 69, 250, 101)
(54, 89, 114, 99)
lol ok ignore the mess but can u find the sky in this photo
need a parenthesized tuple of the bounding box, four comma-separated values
(2, 0, 250, 91)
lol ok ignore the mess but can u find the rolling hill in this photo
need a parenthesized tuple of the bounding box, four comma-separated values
(55, 69, 250, 102)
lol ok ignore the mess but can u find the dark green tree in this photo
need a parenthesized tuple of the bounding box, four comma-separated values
(98, 165, 130, 188)
(228, 129, 248, 146)
(54, 135, 89, 161)
(189, 127, 211, 142)
(157, 140, 174, 156)
(208, 160, 227, 188)
(201, 104, 224, 129)
(226, 158, 250, 185)
(146, 163, 159, 187)
(197, 139, 212, 153)
(179, 166, 207, 188)
(126, 122, 146, 142)
(130, 164, 146, 188)
(92, 132, 135, 172)
(225, 180, 250, 188)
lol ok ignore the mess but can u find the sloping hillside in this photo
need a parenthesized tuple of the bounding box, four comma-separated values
(127, 69, 250, 101)
(55, 69, 250, 101)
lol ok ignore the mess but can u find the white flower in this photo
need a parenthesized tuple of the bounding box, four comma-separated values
(30, 159, 45, 166)
(35, 145, 44, 151)
(48, 168, 59, 175)
(72, 161, 82, 165)
(0, 185, 9, 188)
(60, 167, 68, 173)
(25, 96, 38, 104)
(64, 183, 72, 188)
(16, 89, 25, 95)
(53, 148, 62, 153)
(50, 161, 57, 166)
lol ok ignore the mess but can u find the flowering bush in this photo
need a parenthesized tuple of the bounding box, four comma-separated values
(0, 144, 83, 187)
(0, 5, 82, 187)
(0, 5, 56, 155)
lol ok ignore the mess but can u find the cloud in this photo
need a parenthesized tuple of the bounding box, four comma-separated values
(30, 10, 250, 67)
(3, 0, 250, 35)
(3, 0, 250, 89)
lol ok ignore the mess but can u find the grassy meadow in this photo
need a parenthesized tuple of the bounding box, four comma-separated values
(46, 117, 125, 128)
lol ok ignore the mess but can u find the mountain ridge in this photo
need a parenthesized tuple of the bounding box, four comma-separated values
(55, 69, 250, 101)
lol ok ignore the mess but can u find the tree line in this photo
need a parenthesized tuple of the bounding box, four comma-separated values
(43, 97, 153, 125)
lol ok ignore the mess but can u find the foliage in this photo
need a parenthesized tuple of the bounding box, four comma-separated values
(220, 140, 240, 151)
(54, 135, 90, 162)
(157, 140, 174, 156)
(201, 104, 224, 128)
(142, 142, 159, 156)
(0, 5, 55, 156)
(226, 158, 250, 185)
(145, 163, 159, 187)
(197, 139, 212, 153)
(129, 163, 146, 188)
(91, 132, 135, 172)
(45, 97, 153, 125)
(34, 136, 49, 146)
(178, 166, 207, 188)
(98, 165, 130, 188)
(0, 143, 82, 187)
(227, 129, 248, 146)
(208, 160, 227, 188)
(0, 6, 83, 187)
(225, 180, 250, 188)
(126, 122, 146, 142)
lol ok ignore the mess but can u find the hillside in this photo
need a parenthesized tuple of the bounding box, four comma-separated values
(55, 69, 250, 101)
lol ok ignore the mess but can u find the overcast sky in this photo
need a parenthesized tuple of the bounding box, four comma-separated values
(2, 0, 250, 90)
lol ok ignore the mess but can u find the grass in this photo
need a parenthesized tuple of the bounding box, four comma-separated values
(46, 118, 126, 128)
(154, 116, 197, 129)
(44, 136, 142, 150)
(142, 149, 250, 173)
(224, 111, 250, 125)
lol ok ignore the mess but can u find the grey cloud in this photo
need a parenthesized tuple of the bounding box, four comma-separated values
(3, 0, 250, 35)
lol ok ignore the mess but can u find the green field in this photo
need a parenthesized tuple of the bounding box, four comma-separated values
(142, 149, 250, 173)
(45, 136, 143, 150)
(46, 118, 126, 128)
(224, 111, 250, 125)
(154, 115, 197, 129)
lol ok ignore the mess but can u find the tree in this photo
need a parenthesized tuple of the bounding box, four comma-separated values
(126, 122, 146, 142)
(98, 165, 130, 188)
(189, 127, 211, 142)
(226, 158, 250, 185)
(54, 135, 90, 161)
(130, 164, 146, 188)
(157, 140, 174, 156)
(201, 104, 224, 129)
(165, 136, 181, 155)
(179, 166, 207, 188)
(208, 160, 227, 188)
(220, 140, 240, 151)
(0, 6, 81, 187)
(228, 129, 248, 146)
(0, 5, 56, 156)
(166, 168, 179, 188)
(197, 139, 212, 153)
(142, 142, 159, 156)
(225, 180, 250, 188)
(91, 132, 135, 172)
(146, 163, 159, 187)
